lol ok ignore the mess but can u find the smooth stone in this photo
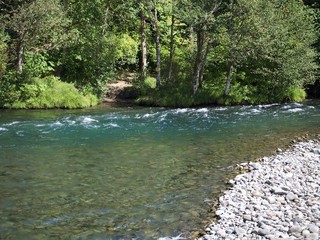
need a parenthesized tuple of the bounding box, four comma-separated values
(243, 214, 252, 221)
(217, 228, 226, 237)
(271, 187, 287, 195)
(307, 224, 319, 233)
(256, 228, 270, 236)
(252, 191, 262, 197)
(285, 192, 297, 201)
(267, 196, 276, 204)
(305, 233, 319, 240)
(235, 227, 246, 236)
(289, 225, 303, 233)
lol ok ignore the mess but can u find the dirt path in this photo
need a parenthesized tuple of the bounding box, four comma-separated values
(104, 72, 136, 104)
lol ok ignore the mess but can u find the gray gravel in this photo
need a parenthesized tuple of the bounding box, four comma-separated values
(200, 139, 320, 240)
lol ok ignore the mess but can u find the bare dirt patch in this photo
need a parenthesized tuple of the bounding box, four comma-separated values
(104, 72, 137, 104)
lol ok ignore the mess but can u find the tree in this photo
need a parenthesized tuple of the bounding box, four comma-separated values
(0, 30, 8, 80)
(223, 0, 257, 96)
(6, 0, 70, 74)
(257, 0, 317, 100)
(140, 10, 148, 78)
(146, 0, 162, 87)
(219, 0, 317, 101)
(177, 0, 223, 94)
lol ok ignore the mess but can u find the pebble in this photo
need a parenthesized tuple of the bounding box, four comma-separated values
(199, 140, 320, 240)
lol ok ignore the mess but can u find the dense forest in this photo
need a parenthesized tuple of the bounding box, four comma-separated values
(0, 0, 319, 108)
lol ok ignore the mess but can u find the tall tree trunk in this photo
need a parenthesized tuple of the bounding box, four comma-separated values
(168, 14, 175, 82)
(224, 61, 233, 96)
(17, 42, 24, 74)
(193, 30, 205, 94)
(199, 41, 210, 89)
(95, 6, 109, 78)
(153, 0, 161, 88)
(189, 24, 195, 44)
(140, 11, 147, 78)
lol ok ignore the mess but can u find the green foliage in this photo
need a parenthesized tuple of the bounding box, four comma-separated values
(9, 0, 71, 48)
(110, 33, 139, 66)
(23, 51, 55, 78)
(1, 0, 319, 108)
(144, 77, 157, 88)
(0, 71, 21, 106)
(286, 88, 307, 102)
(6, 0, 72, 73)
(0, 76, 99, 109)
(0, 31, 8, 79)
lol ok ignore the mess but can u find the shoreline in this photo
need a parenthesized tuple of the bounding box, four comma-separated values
(197, 135, 320, 240)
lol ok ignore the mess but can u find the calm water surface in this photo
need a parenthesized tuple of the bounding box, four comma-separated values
(0, 101, 320, 239)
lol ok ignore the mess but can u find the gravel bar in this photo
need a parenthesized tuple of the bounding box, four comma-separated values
(200, 139, 320, 240)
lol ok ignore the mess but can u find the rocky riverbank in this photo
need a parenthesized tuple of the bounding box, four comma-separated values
(200, 138, 320, 240)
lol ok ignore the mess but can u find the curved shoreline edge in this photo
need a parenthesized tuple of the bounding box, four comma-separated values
(198, 136, 320, 240)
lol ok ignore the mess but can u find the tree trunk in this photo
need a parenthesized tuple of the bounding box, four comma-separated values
(140, 11, 147, 78)
(199, 41, 210, 89)
(95, 6, 109, 78)
(17, 42, 24, 74)
(224, 61, 233, 96)
(168, 14, 175, 82)
(189, 24, 195, 44)
(153, 1, 161, 88)
(193, 30, 205, 94)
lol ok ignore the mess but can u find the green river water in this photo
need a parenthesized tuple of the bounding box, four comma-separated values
(0, 101, 319, 239)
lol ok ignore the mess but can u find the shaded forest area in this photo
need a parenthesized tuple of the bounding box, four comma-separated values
(0, 0, 319, 108)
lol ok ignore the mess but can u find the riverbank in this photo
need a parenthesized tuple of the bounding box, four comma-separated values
(199, 136, 320, 240)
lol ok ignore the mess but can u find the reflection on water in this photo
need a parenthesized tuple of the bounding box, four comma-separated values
(0, 101, 320, 239)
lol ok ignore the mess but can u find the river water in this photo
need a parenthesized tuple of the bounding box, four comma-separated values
(0, 101, 319, 239)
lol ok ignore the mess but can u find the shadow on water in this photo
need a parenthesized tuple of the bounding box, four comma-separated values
(0, 100, 319, 239)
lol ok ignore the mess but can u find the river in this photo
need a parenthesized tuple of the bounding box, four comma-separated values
(0, 100, 319, 239)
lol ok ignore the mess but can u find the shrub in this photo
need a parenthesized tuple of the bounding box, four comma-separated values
(286, 87, 307, 102)
(1, 76, 99, 109)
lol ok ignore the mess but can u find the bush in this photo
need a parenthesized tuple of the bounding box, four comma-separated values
(0, 76, 99, 109)
(286, 87, 307, 102)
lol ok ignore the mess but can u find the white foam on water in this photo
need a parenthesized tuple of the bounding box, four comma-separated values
(286, 108, 304, 113)
(51, 121, 63, 126)
(157, 115, 168, 123)
(16, 131, 25, 136)
(137, 112, 159, 119)
(251, 108, 262, 113)
(196, 108, 209, 113)
(82, 117, 98, 124)
(174, 108, 189, 114)
(4, 121, 20, 126)
(240, 105, 252, 110)
(0, 127, 8, 131)
(67, 120, 76, 125)
(214, 107, 228, 111)
(142, 113, 153, 118)
(293, 102, 303, 107)
(281, 105, 291, 109)
(62, 117, 76, 125)
(135, 114, 142, 119)
(103, 123, 120, 128)
(258, 103, 279, 108)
